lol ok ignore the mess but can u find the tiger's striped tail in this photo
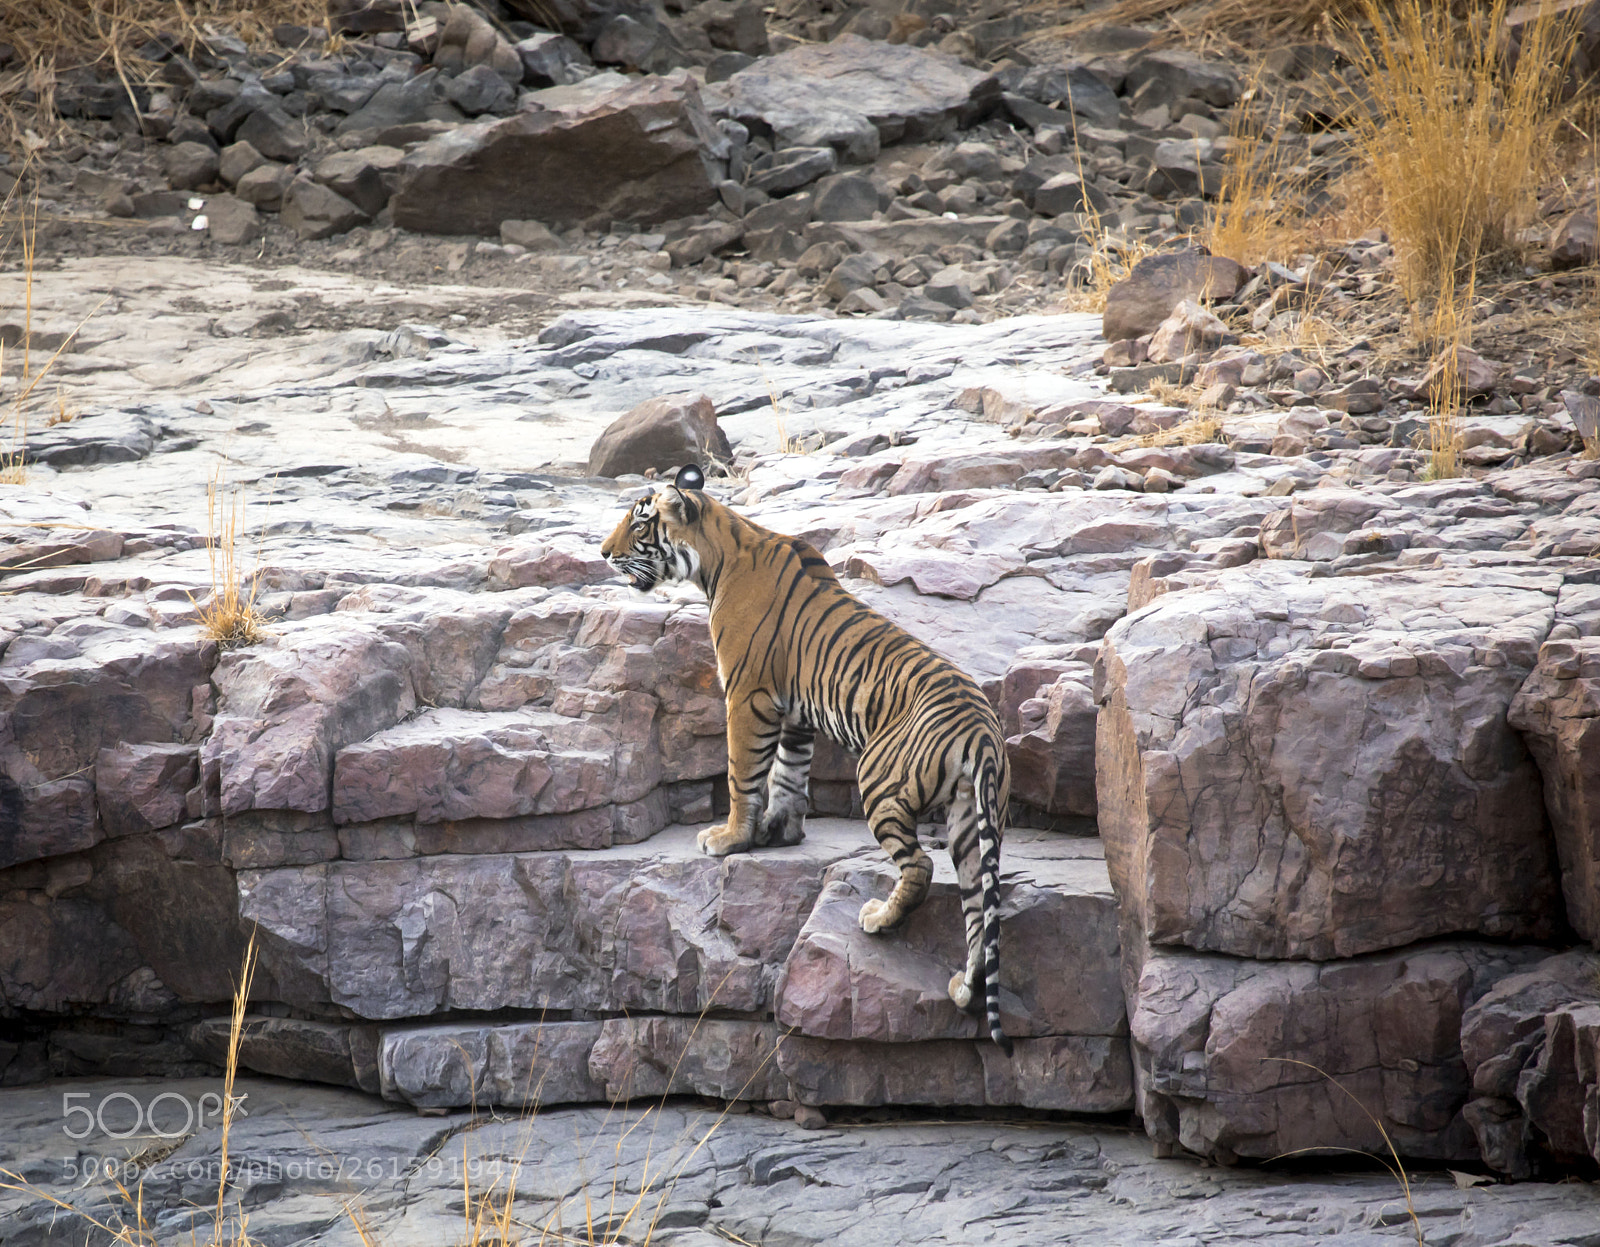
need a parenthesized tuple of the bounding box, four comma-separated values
(978, 760, 1011, 1056)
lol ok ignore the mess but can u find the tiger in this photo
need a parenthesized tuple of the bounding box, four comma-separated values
(600, 463, 1013, 1053)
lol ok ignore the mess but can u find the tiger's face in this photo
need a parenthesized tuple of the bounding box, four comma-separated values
(601, 491, 700, 592)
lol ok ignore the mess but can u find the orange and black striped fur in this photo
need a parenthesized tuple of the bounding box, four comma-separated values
(601, 464, 1013, 1052)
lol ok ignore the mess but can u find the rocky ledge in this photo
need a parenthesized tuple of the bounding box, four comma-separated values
(2, 289, 1600, 1189)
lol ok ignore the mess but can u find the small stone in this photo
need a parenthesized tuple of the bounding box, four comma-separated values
(234, 162, 293, 210)
(443, 63, 516, 116)
(810, 171, 878, 222)
(822, 253, 879, 301)
(748, 146, 837, 196)
(923, 268, 974, 309)
(588, 392, 731, 477)
(792, 1104, 828, 1129)
(281, 177, 367, 240)
(217, 140, 266, 187)
(1146, 299, 1229, 363)
(501, 219, 561, 250)
(205, 194, 260, 245)
(838, 287, 889, 314)
(235, 105, 308, 163)
(164, 141, 219, 191)
(1031, 172, 1111, 217)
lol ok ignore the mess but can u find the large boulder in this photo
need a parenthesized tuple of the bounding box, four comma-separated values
(587, 392, 732, 477)
(1097, 560, 1564, 960)
(705, 35, 1000, 162)
(391, 73, 726, 234)
(1102, 250, 1250, 345)
(1131, 938, 1547, 1163)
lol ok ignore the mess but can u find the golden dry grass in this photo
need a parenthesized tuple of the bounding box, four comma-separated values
(1344, 0, 1578, 307)
(1042, 0, 1363, 46)
(1202, 77, 1315, 267)
(193, 465, 267, 647)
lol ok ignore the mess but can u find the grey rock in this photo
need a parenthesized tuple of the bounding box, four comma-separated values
(234, 105, 309, 163)
(515, 32, 592, 88)
(312, 148, 398, 217)
(234, 161, 293, 209)
(1030, 171, 1111, 217)
(442, 63, 517, 116)
(203, 193, 260, 245)
(810, 171, 879, 222)
(280, 176, 367, 240)
(707, 35, 1000, 162)
(216, 139, 266, 186)
(747, 145, 836, 195)
(163, 141, 219, 190)
(392, 73, 723, 234)
(1124, 49, 1241, 109)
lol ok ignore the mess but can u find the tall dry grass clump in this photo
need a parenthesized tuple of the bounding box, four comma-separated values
(1346, 0, 1577, 306)
(1203, 82, 1311, 266)
(194, 466, 267, 647)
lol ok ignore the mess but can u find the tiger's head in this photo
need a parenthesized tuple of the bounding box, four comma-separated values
(600, 463, 707, 592)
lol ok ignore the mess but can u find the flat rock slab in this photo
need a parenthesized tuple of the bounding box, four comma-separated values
(240, 820, 873, 1020)
(6, 1077, 1600, 1247)
(707, 35, 999, 160)
(1098, 559, 1566, 960)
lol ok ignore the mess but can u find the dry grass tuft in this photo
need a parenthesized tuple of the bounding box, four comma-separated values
(1203, 84, 1313, 267)
(193, 466, 267, 648)
(1344, 0, 1578, 306)
(1419, 270, 1474, 480)
(1045, 0, 1363, 43)
(1062, 230, 1159, 314)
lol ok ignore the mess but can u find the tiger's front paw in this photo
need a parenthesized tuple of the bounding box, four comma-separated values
(696, 823, 751, 857)
(859, 898, 897, 934)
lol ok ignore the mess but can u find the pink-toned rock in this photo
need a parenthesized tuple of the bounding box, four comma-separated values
(588, 1017, 790, 1101)
(1006, 666, 1097, 821)
(1257, 487, 1399, 561)
(379, 1019, 606, 1108)
(774, 838, 1124, 1042)
(487, 535, 615, 590)
(239, 821, 862, 1020)
(1130, 939, 1546, 1162)
(95, 742, 198, 837)
(841, 547, 1024, 601)
(778, 1034, 1132, 1112)
(1145, 298, 1230, 364)
(204, 622, 416, 816)
(331, 699, 659, 824)
(1, 635, 211, 868)
(1460, 949, 1600, 1175)
(1098, 561, 1563, 960)
(1508, 636, 1600, 943)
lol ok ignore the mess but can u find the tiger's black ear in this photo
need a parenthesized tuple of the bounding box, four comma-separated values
(674, 464, 705, 492)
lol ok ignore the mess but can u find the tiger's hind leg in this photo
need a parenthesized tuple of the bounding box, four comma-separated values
(755, 721, 812, 847)
(945, 777, 986, 1012)
(856, 789, 933, 934)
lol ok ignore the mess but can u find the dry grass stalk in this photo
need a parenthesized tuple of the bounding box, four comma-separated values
(0, 936, 265, 1245)
(194, 466, 267, 647)
(214, 932, 260, 1245)
(1264, 1057, 1423, 1247)
(1420, 268, 1474, 480)
(1041, 0, 1361, 45)
(1344, 0, 1577, 306)
(0, 174, 107, 484)
(1062, 231, 1158, 314)
(1203, 88, 1311, 266)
